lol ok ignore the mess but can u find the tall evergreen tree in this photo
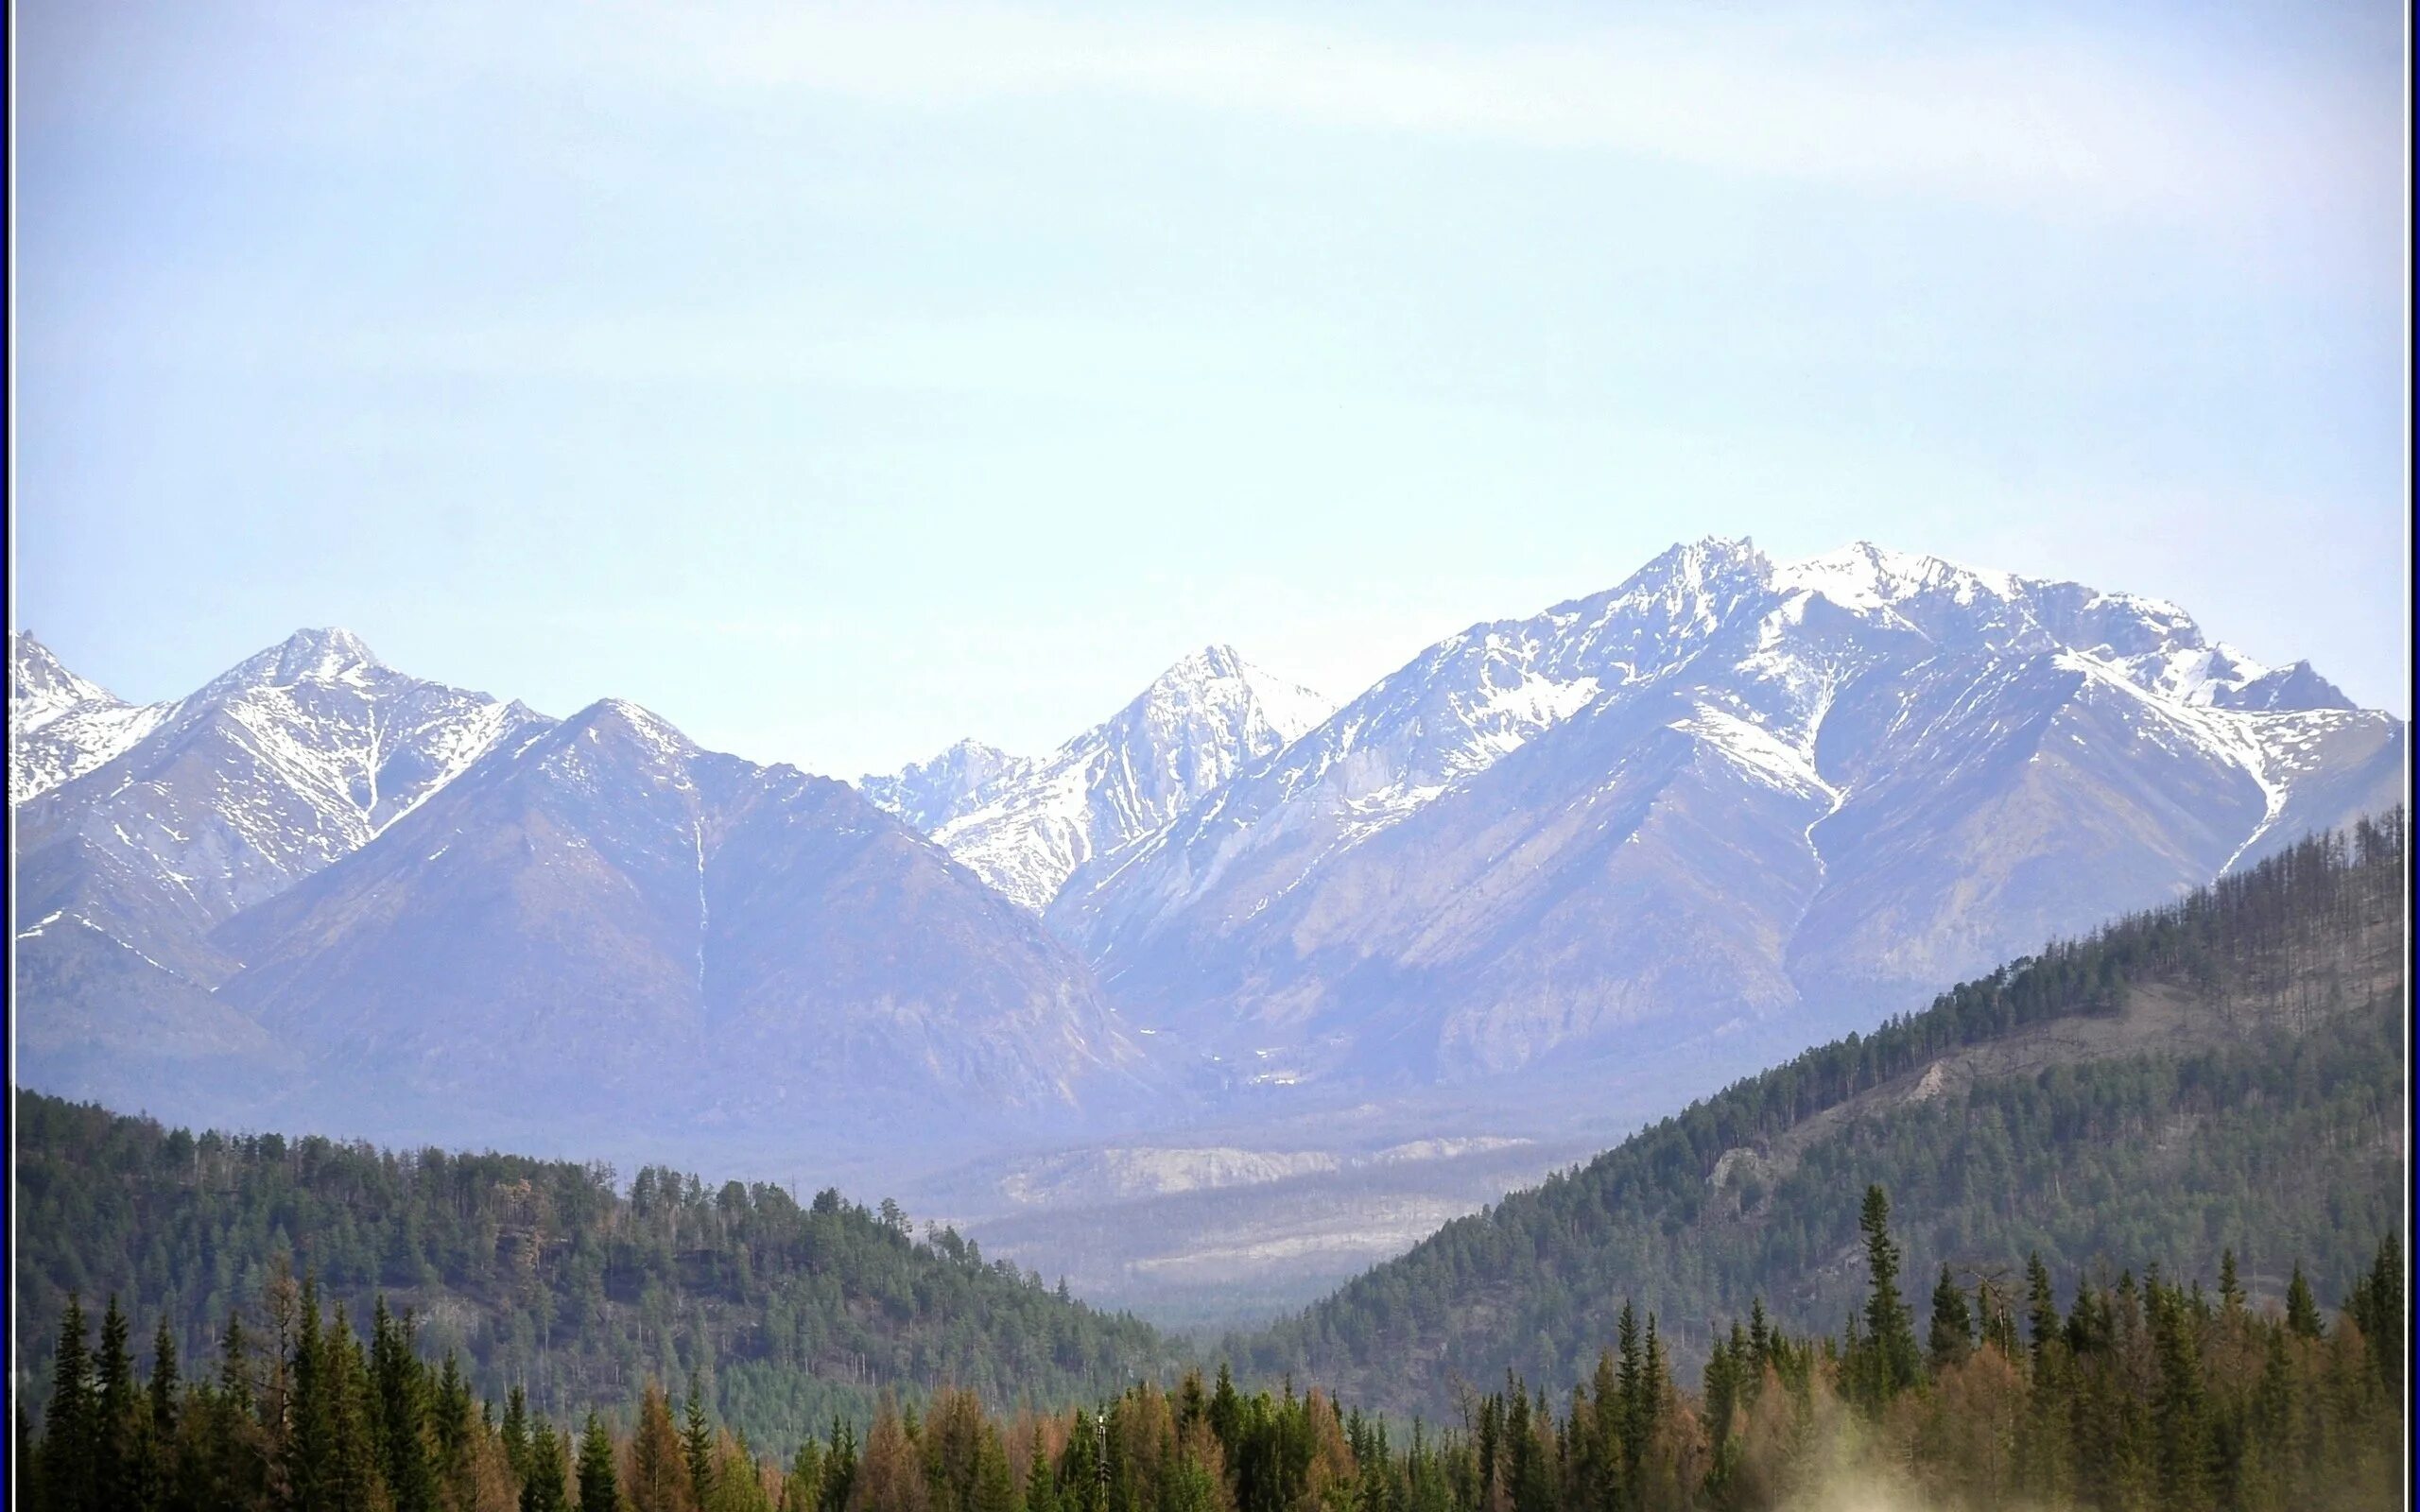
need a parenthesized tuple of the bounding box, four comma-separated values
(92, 1296, 139, 1511)
(578, 1410, 625, 1512)
(522, 1418, 569, 1512)
(1927, 1264, 1973, 1370)
(505, 1384, 535, 1486)
(2286, 1263, 2323, 1339)
(1856, 1186, 1920, 1407)
(321, 1305, 387, 1512)
(686, 1372, 718, 1511)
(2023, 1258, 2062, 1364)
(1025, 1427, 1060, 1512)
(372, 1298, 440, 1512)
(43, 1294, 97, 1512)
(2148, 1284, 2210, 1512)
(147, 1316, 182, 1439)
(285, 1277, 335, 1512)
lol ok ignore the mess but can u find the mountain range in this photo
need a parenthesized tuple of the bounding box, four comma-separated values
(9, 539, 2404, 1168)
(886, 539, 2400, 1092)
(9, 628, 1149, 1152)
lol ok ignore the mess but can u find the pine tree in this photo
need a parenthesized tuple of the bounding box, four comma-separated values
(1927, 1264, 1973, 1370)
(2220, 1250, 2245, 1315)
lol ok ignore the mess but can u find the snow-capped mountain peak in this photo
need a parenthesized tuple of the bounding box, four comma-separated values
(206, 627, 386, 695)
(860, 737, 1024, 833)
(9, 634, 175, 804)
(1049, 540, 2400, 1091)
(12, 630, 549, 981)
(866, 647, 1336, 912)
(11, 631, 120, 732)
(1774, 541, 2020, 615)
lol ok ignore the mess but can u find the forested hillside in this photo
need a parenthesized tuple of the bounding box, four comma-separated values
(1237, 814, 2407, 1420)
(17, 1186, 2403, 1511)
(11, 1098, 1186, 1448)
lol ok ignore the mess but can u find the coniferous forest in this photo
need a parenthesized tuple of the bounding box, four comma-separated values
(1243, 816, 2408, 1417)
(12, 1094, 1185, 1449)
(18, 1183, 2404, 1512)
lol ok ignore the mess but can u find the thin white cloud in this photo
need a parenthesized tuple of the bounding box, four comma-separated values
(413, 1, 2387, 224)
(47, 2, 2387, 232)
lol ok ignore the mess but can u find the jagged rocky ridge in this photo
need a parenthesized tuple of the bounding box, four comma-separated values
(9, 630, 1153, 1146)
(862, 645, 1332, 913)
(1033, 540, 2402, 1089)
(10, 541, 2405, 1150)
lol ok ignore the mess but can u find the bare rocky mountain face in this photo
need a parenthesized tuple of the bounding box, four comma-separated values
(10, 632, 1159, 1157)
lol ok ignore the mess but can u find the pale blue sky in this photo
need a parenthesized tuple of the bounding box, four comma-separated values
(13, 1, 2408, 776)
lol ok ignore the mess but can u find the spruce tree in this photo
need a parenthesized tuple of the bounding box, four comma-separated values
(522, 1418, 569, 1512)
(285, 1277, 333, 1512)
(1856, 1186, 1920, 1406)
(1613, 1300, 1646, 1495)
(147, 1317, 182, 1439)
(1927, 1263, 1973, 1370)
(94, 1295, 138, 1511)
(2149, 1284, 2211, 1512)
(2286, 1263, 2323, 1340)
(970, 1426, 1017, 1512)
(372, 1298, 440, 1512)
(821, 1418, 858, 1512)
(685, 1371, 717, 1510)
(218, 1314, 254, 1416)
(580, 1412, 625, 1511)
(1025, 1435, 1059, 1512)
(2354, 1232, 2403, 1394)
(505, 1384, 535, 1486)
(322, 1305, 386, 1512)
(43, 1294, 97, 1512)
(786, 1439, 827, 1512)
